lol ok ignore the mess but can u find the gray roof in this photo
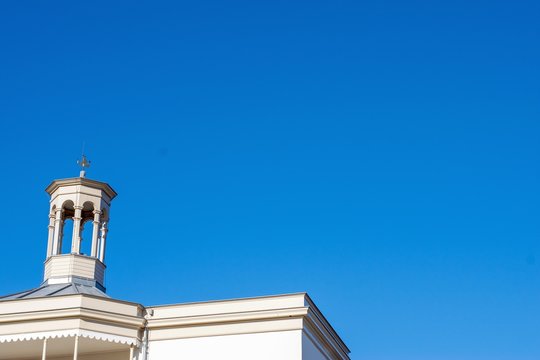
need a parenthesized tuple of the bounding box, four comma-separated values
(0, 282, 109, 301)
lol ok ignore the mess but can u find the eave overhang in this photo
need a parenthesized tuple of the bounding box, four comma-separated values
(0, 294, 144, 346)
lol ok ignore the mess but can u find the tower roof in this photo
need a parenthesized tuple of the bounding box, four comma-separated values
(45, 177, 117, 199)
(0, 282, 108, 301)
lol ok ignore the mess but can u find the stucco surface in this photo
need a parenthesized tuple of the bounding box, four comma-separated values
(148, 330, 302, 360)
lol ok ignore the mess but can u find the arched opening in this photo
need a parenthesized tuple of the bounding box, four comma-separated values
(61, 218, 74, 254)
(80, 201, 96, 256)
(80, 219, 94, 255)
(59, 200, 75, 255)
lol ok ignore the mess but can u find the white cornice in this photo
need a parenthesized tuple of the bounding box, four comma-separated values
(45, 177, 117, 199)
(0, 295, 145, 329)
(148, 292, 309, 309)
(148, 306, 309, 328)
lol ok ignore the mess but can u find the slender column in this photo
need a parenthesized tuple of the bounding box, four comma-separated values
(58, 216, 64, 253)
(99, 221, 108, 262)
(91, 210, 101, 257)
(52, 208, 64, 255)
(41, 338, 47, 360)
(79, 221, 86, 254)
(129, 345, 134, 360)
(71, 206, 83, 254)
(73, 335, 79, 360)
(46, 214, 55, 257)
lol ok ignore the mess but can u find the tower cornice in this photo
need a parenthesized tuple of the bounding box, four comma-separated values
(45, 177, 117, 200)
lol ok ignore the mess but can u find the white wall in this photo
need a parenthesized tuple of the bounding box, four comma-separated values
(148, 330, 301, 360)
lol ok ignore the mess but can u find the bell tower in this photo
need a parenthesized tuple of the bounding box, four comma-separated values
(43, 157, 117, 292)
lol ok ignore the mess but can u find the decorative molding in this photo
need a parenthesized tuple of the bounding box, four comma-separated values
(0, 329, 139, 347)
(148, 306, 308, 328)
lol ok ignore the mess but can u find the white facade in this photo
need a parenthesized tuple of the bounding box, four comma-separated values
(0, 172, 350, 360)
(149, 330, 301, 359)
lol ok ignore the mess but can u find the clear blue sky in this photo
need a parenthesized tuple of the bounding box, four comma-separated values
(0, 1, 538, 359)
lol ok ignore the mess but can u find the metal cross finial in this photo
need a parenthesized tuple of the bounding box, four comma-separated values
(78, 154, 91, 170)
(77, 155, 91, 177)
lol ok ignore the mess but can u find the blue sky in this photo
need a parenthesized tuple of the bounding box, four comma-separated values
(0, 1, 539, 359)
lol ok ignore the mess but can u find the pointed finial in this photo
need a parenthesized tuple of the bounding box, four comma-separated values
(77, 154, 91, 178)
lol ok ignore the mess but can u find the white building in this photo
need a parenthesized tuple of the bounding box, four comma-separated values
(0, 170, 350, 360)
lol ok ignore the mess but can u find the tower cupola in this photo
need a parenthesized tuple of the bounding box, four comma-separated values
(43, 163, 117, 292)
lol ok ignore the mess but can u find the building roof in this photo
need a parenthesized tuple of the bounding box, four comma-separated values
(0, 282, 109, 301)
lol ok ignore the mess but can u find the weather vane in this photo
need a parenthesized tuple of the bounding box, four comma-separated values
(77, 141, 91, 178)
(77, 155, 91, 177)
